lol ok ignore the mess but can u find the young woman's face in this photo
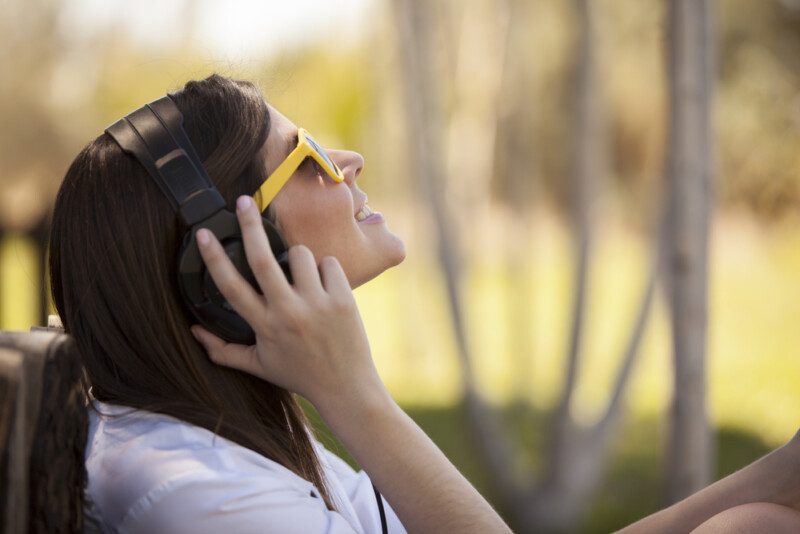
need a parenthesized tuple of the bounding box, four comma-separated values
(261, 105, 406, 288)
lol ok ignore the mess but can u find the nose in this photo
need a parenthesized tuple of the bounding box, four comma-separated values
(329, 149, 364, 186)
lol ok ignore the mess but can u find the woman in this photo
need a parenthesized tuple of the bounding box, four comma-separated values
(48, 74, 511, 533)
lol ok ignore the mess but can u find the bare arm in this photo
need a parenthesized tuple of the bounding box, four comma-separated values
(192, 195, 511, 534)
(318, 386, 508, 533)
(619, 430, 800, 533)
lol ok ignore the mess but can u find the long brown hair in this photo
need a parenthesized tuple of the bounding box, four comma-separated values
(48, 74, 336, 509)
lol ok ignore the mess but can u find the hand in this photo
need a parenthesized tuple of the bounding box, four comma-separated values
(190, 195, 386, 410)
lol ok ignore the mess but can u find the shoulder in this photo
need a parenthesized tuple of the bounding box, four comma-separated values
(85, 402, 355, 534)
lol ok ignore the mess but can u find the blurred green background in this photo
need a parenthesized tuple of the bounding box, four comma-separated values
(1, 0, 799, 531)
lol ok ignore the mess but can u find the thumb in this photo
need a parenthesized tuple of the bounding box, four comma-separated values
(190, 325, 230, 360)
(190, 325, 219, 350)
(190, 325, 264, 378)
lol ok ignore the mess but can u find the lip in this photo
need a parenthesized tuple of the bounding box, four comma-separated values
(357, 211, 384, 225)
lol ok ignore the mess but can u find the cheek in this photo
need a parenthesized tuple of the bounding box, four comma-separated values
(275, 186, 354, 254)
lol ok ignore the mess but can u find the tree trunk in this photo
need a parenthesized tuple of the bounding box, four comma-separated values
(392, 1, 676, 531)
(391, 0, 520, 507)
(544, 0, 600, 492)
(663, 0, 716, 504)
(495, 0, 538, 405)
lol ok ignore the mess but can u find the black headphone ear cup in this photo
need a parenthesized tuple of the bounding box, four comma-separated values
(202, 238, 259, 313)
(178, 210, 291, 345)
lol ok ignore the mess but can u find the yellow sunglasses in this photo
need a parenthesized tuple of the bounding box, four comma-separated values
(253, 128, 344, 212)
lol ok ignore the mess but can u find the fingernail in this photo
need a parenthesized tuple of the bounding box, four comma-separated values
(196, 229, 210, 246)
(237, 195, 251, 212)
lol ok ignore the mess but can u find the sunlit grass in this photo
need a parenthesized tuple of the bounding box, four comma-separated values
(0, 233, 40, 331)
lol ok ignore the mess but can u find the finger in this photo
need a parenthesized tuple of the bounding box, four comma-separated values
(191, 325, 267, 380)
(235, 195, 293, 300)
(318, 256, 353, 301)
(287, 245, 324, 295)
(196, 227, 265, 326)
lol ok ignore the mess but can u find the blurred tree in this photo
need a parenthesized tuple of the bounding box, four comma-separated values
(492, 0, 538, 397)
(0, 0, 75, 228)
(0, 0, 74, 327)
(392, 0, 659, 531)
(530, 0, 659, 528)
(392, 0, 522, 514)
(519, 0, 660, 530)
(663, 0, 715, 503)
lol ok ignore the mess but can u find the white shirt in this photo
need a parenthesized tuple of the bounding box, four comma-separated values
(83, 400, 405, 534)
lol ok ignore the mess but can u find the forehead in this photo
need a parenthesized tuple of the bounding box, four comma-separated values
(266, 105, 298, 163)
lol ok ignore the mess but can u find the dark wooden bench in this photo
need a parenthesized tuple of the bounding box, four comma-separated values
(0, 326, 86, 533)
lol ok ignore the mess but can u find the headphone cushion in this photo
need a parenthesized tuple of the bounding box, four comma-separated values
(177, 209, 290, 344)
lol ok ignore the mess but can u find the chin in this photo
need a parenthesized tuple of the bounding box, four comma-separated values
(383, 232, 407, 272)
(383, 231, 406, 267)
(350, 236, 406, 289)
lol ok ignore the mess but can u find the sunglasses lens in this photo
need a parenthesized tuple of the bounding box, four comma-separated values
(305, 134, 341, 179)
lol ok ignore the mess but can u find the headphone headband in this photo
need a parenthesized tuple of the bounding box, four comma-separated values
(105, 96, 226, 227)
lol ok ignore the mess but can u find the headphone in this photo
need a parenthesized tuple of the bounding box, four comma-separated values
(105, 95, 290, 345)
